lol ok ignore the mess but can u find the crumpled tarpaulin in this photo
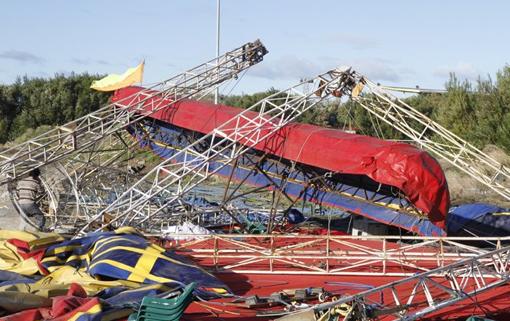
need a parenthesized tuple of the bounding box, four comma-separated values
(0, 230, 64, 275)
(0, 228, 230, 320)
(0, 283, 132, 321)
(447, 203, 510, 236)
(41, 228, 228, 295)
(112, 86, 451, 230)
(128, 118, 447, 236)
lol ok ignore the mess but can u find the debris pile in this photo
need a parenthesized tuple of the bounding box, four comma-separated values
(0, 228, 229, 320)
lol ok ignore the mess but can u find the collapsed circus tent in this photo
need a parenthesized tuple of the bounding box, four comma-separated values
(113, 86, 450, 235)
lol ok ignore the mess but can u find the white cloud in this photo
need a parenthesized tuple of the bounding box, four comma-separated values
(433, 62, 479, 80)
(71, 58, 111, 66)
(0, 50, 44, 64)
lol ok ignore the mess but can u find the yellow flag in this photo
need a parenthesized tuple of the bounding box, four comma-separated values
(90, 61, 144, 92)
(351, 82, 365, 98)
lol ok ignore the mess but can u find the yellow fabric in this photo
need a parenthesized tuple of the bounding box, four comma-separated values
(0, 291, 52, 313)
(0, 230, 39, 242)
(0, 239, 23, 262)
(0, 227, 181, 300)
(33, 265, 141, 296)
(0, 229, 64, 275)
(127, 246, 162, 283)
(0, 240, 39, 275)
(114, 226, 144, 236)
(0, 265, 141, 297)
(90, 62, 144, 92)
(27, 234, 65, 251)
(0, 282, 73, 298)
(493, 212, 510, 216)
(0, 230, 64, 250)
(0, 227, 217, 299)
(351, 82, 365, 98)
(0, 256, 39, 275)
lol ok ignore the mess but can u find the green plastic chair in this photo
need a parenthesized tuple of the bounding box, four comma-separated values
(246, 221, 266, 234)
(128, 282, 196, 321)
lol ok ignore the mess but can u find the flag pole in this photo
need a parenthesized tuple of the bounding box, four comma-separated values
(214, 0, 221, 104)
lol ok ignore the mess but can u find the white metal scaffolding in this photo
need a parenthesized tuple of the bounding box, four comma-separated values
(284, 245, 510, 320)
(0, 40, 267, 184)
(351, 74, 510, 202)
(78, 68, 359, 233)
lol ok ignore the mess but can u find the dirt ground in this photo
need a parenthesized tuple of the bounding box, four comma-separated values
(442, 144, 510, 208)
(0, 183, 29, 230)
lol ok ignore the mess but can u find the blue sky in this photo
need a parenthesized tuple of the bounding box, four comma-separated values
(1, 1, 509, 94)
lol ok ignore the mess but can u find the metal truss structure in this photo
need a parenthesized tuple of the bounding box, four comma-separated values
(78, 68, 359, 233)
(1, 44, 509, 320)
(2, 40, 267, 230)
(168, 233, 507, 276)
(205, 150, 424, 229)
(73, 67, 508, 234)
(3, 43, 509, 236)
(350, 73, 510, 202)
(0, 39, 267, 184)
(270, 243, 510, 321)
(120, 119, 422, 233)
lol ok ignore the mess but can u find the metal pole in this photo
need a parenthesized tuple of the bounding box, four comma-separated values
(214, 0, 221, 104)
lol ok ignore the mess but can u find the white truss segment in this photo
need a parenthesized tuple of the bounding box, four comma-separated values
(168, 233, 508, 276)
(0, 40, 267, 184)
(304, 245, 510, 321)
(351, 73, 510, 201)
(79, 68, 358, 233)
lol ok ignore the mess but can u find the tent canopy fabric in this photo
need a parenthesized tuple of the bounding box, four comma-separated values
(113, 86, 450, 229)
(128, 117, 447, 236)
(0, 228, 230, 320)
(447, 203, 510, 235)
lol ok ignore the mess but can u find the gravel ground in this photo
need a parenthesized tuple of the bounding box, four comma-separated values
(0, 183, 30, 230)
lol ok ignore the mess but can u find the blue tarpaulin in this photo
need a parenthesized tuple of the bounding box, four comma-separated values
(447, 203, 510, 236)
(128, 120, 447, 236)
(41, 229, 230, 296)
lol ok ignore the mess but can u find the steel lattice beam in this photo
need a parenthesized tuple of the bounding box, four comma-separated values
(283, 245, 510, 321)
(79, 68, 510, 233)
(0, 40, 267, 184)
(351, 74, 510, 201)
(78, 68, 359, 233)
(169, 233, 507, 277)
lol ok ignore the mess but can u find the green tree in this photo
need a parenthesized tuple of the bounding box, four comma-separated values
(0, 73, 109, 143)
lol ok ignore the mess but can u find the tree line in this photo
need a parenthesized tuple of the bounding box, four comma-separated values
(0, 66, 509, 154)
(0, 73, 110, 144)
